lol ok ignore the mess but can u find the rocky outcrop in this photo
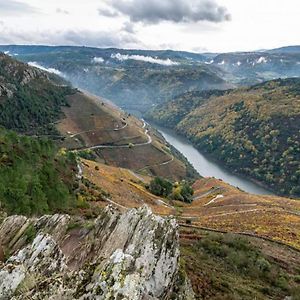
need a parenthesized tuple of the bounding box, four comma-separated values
(0, 206, 194, 299)
(0, 53, 51, 100)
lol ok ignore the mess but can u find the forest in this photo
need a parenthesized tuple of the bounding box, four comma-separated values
(148, 78, 300, 197)
(0, 128, 77, 215)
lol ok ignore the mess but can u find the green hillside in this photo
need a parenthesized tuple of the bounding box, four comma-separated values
(0, 53, 74, 135)
(0, 128, 77, 215)
(0, 53, 78, 216)
(148, 78, 300, 197)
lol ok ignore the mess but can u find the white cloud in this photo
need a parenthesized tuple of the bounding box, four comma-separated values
(0, 0, 37, 16)
(0, 0, 299, 53)
(111, 53, 179, 66)
(56, 8, 69, 15)
(92, 57, 104, 63)
(28, 61, 63, 76)
(257, 57, 268, 64)
(0, 28, 141, 49)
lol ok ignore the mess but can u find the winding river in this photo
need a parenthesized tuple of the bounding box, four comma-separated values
(152, 124, 274, 195)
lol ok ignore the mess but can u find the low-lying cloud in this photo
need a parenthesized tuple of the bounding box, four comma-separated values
(92, 57, 105, 63)
(28, 61, 64, 76)
(111, 53, 179, 66)
(101, 0, 231, 24)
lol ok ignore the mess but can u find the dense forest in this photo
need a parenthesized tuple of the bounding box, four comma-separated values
(0, 53, 78, 216)
(0, 128, 77, 215)
(148, 78, 300, 197)
(0, 53, 74, 135)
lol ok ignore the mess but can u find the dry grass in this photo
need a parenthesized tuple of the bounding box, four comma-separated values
(81, 159, 174, 216)
(177, 178, 300, 250)
(56, 91, 189, 180)
(82, 160, 300, 249)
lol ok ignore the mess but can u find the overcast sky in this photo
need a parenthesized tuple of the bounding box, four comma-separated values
(0, 0, 299, 52)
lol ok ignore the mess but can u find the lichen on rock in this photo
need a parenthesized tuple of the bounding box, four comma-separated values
(0, 205, 194, 299)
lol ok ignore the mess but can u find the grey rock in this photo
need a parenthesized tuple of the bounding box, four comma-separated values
(0, 205, 194, 299)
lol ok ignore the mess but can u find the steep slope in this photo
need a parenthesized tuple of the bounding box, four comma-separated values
(55, 90, 198, 180)
(148, 78, 300, 197)
(0, 128, 77, 216)
(0, 53, 73, 135)
(0, 53, 197, 181)
(180, 228, 300, 299)
(71, 158, 300, 299)
(81, 158, 300, 250)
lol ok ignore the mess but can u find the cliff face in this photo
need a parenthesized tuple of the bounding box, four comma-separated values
(0, 206, 194, 300)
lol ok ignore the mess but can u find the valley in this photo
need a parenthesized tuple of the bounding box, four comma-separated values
(148, 79, 300, 198)
(55, 90, 196, 181)
(0, 48, 299, 299)
(1, 0, 300, 296)
(149, 124, 274, 195)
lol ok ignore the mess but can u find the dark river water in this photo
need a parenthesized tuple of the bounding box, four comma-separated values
(151, 124, 274, 195)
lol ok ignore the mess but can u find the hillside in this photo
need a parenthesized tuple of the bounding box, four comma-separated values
(70, 157, 300, 299)
(2, 45, 300, 109)
(0, 53, 197, 182)
(0, 45, 232, 113)
(81, 159, 300, 250)
(0, 49, 300, 299)
(210, 51, 300, 85)
(148, 78, 300, 197)
(0, 128, 77, 216)
(0, 53, 73, 135)
(55, 90, 198, 181)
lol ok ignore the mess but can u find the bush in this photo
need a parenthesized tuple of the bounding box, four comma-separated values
(148, 177, 194, 203)
(149, 177, 173, 197)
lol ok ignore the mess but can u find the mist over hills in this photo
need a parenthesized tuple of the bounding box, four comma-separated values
(1, 44, 300, 113)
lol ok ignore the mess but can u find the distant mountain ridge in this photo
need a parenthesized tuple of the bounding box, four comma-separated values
(0, 45, 233, 112)
(1, 44, 300, 113)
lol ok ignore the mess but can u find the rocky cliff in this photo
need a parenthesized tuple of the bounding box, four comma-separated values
(0, 206, 194, 300)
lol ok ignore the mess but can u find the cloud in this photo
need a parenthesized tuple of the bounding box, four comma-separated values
(0, 28, 141, 49)
(97, 7, 119, 17)
(62, 30, 139, 48)
(56, 8, 69, 15)
(28, 61, 64, 76)
(0, 0, 36, 16)
(92, 57, 105, 63)
(103, 0, 231, 24)
(122, 21, 135, 34)
(111, 53, 179, 66)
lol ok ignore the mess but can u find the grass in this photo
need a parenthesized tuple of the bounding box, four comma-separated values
(180, 231, 300, 299)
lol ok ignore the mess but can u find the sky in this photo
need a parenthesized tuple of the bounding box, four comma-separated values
(0, 0, 299, 53)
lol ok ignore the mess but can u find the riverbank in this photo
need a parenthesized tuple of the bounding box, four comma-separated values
(147, 121, 275, 196)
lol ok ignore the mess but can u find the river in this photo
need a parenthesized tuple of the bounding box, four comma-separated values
(152, 124, 274, 195)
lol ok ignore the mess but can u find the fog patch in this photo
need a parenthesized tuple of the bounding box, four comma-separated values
(28, 61, 64, 76)
(92, 57, 105, 63)
(111, 53, 179, 66)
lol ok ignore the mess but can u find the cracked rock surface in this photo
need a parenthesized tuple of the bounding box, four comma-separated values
(0, 205, 194, 299)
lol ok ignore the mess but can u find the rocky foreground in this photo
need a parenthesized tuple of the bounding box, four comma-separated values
(0, 206, 194, 299)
